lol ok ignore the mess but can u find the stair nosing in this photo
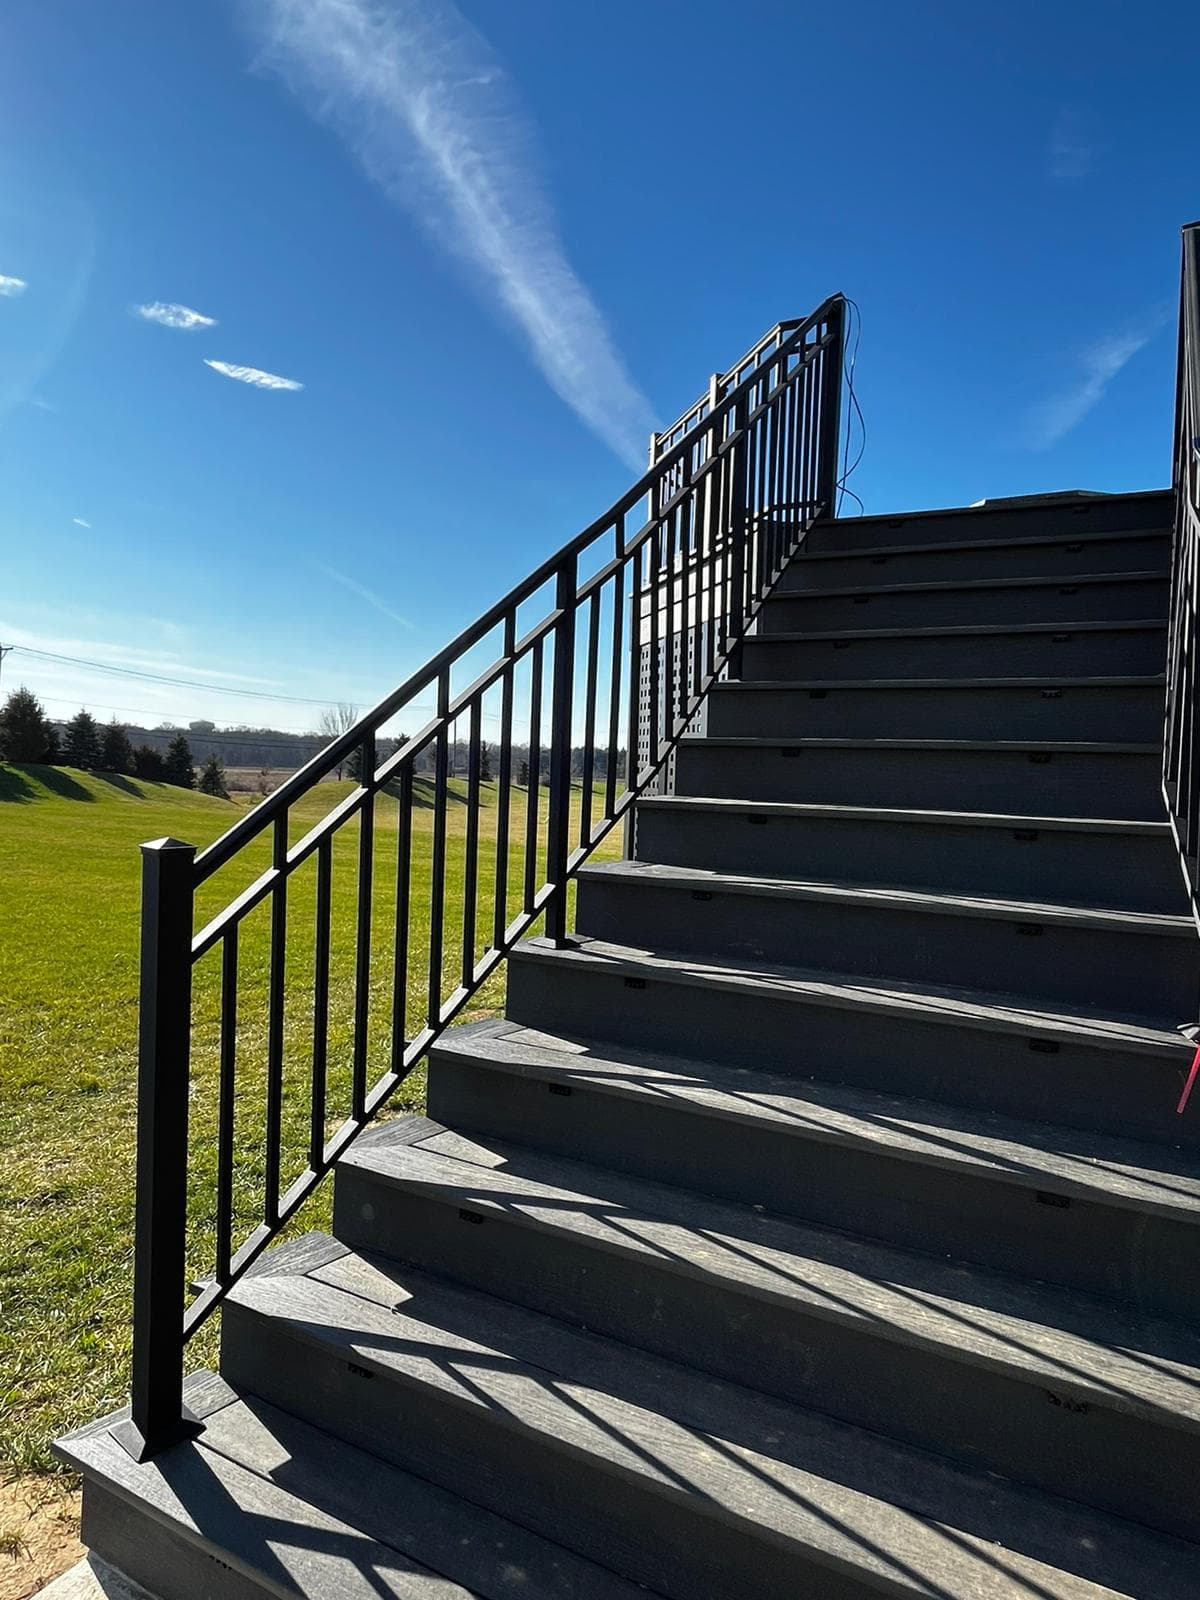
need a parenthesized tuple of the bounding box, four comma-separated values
(433, 1021, 1200, 1223)
(770, 569, 1167, 600)
(510, 937, 1188, 1057)
(576, 860, 1195, 937)
(795, 523, 1168, 565)
(635, 796, 1171, 834)
(748, 619, 1166, 642)
(711, 674, 1166, 692)
(677, 734, 1159, 752)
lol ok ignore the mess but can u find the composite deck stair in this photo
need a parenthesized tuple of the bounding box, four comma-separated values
(62, 488, 1200, 1597)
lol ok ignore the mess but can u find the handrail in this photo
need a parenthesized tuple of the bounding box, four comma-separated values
(1163, 223, 1200, 932)
(117, 293, 846, 1461)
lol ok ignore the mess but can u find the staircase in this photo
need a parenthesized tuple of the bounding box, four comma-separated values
(59, 487, 1200, 1599)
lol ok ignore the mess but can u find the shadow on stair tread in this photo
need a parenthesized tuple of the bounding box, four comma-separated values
(58, 1375, 657, 1600)
(217, 1234, 1199, 1600)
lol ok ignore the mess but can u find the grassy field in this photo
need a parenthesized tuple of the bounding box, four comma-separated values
(0, 762, 621, 1475)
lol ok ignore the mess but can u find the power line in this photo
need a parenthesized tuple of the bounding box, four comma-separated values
(10, 645, 346, 706)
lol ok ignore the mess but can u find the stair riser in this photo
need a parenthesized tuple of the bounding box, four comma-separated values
(574, 877, 1198, 1019)
(335, 1158, 1200, 1541)
(220, 1305, 874, 1600)
(741, 629, 1165, 679)
(783, 534, 1170, 591)
(635, 808, 1185, 913)
(82, 1483, 269, 1600)
(703, 684, 1160, 742)
(504, 956, 1196, 1160)
(672, 743, 1164, 818)
(765, 578, 1169, 628)
(802, 498, 1169, 553)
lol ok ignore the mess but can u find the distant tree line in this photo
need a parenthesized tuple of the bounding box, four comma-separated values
(0, 687, 228, 795)
(0, 686, 628, 796)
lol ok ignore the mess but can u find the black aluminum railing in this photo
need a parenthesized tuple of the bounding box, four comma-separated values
(1165, 224, 1200, 932)
(117, 294, 846, 1459)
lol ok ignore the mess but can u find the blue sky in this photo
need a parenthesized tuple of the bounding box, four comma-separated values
(1, 0, 1196, 734)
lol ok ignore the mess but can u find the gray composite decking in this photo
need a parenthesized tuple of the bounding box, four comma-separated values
(58, 490, 1200, 1598)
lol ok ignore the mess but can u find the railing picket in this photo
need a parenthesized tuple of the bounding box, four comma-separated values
(605, 525, 625, 821)
(263, 814, 287, 1228)
(494, 616, 515, 946)
(352, 732, 375, 1122)
(428, 677, 450, 1024)
(390, 766, 412, 1065)
(546, 556, 578, 945)
(311, 838, 331, 1170)
(580, 588, 601, 847)
(524, 641, 543, 913)
(462, 701, 482, 984)
(215, 928, 238, 1285)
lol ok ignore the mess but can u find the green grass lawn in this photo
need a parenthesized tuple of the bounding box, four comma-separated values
(0, 762, 622, 1473)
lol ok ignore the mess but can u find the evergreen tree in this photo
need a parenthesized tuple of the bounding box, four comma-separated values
(0, 686, 56, 763)
(44, 721, 61, 764)
(517, 758, 530, 787)
(198, 753, 229, 798)
(63, 709, 101, 770)
(164, 733, 196, 788)
(134, 743, 167, 781)
(99, 720, 136, 775)
(347, 737, 373, 784)
(479, 742, 493, 782)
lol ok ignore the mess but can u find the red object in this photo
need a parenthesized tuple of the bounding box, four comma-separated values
(1177, 1044, 1200, 1114)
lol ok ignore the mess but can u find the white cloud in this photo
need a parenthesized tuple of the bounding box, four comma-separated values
(135, 301, 217, 330)
(315, 563, 414, 628)
(205, 359, 303, 391)
(1028, 315, 1167, 448)
(242, 0, 655, 471)
(0, 274, 28, 297)
(1048, 109, 1096, 181)
(72, 517, 92, 528)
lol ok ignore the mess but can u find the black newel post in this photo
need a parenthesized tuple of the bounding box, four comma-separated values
(816, 297, 846, 520)
(113, 836, 201, 1462)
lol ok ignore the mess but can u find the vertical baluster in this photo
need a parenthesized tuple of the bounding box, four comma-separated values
(494, 615, 515, 946)
(580, 588, 601, 847)
(215, 927, 237, 1284)
(264, 814, 287, 1227)
(428, 675, 449, 1026)
(647, 521, 662, 768)
(546, 555, 578, 946)
(352, 731, 375, 1122)
(311, 838, 331, 1169)
(524, 642, 543, 912)
(605, 520, 626, 821)
(664, 508, 678, 740)
(462, 700, 482, 985)
(391, 764, 412, 1065)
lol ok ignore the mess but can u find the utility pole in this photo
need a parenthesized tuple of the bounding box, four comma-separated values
(0, 643, 12, 697)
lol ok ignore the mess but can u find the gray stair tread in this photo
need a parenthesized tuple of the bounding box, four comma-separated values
(793, 524, 1171, 563)
(679, 734, 1158, 752)
(436, 1018, 1200, 1222)
(578, 858, 1195, 937)
(774, 569, 1166, 599)
(346, 1114, 1200, 1431)
(227, 1237, 1197, 1600)
(715, 676, 1165, 691)
(636, 795, 1170, 835)
(512, 936, 1189, 1056)
(58, 1374, 650, 1600)
(749, 619, 1165, 640)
